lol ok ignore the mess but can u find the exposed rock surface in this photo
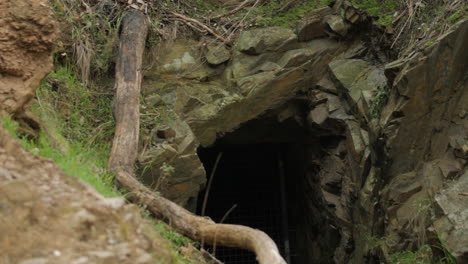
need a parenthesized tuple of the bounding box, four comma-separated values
(139, 6, 467, 263)
(141, 27, 347, 212)
(434, 171, 468, 261)
(235, 27, 297, 54)
(204, 42, 231, 65)
(376, 19, 468, 263)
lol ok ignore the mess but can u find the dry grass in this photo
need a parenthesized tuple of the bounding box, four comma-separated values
(390, 0, 467, 56)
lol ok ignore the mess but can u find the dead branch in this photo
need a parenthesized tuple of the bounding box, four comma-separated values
(109, 10, 286, 264)
(168, 11, 227, 42)
(209, 0, 254, 20)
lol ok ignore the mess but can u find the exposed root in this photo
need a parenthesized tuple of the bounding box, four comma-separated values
(109, 9, 286, 264)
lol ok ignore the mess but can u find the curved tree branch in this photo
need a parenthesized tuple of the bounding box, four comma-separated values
(109, 10, 286, 264)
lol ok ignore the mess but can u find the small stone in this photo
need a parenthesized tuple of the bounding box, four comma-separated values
(71, 257, 89, 264)
(308, 104, 329, 125)
(135, 253, 153, 263)
(98, 197, 126, 209)
(145, 94, 163, 107)
(325, 15, 350, 36)
(161, 92, 176, 106)
(70, 209, 96, 228)
(205, 43, 230, 65)
(19, 258, 47, 264)
(235, 27, 297, 54)
(344, 7, 361, 24)
(156, 128, 176, 139)
(295, 7, 333, 41)
(90, 251, 114, 258)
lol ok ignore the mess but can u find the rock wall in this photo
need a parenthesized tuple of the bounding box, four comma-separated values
(376, 20, 468, 263)
(140, 4, 467, 263)
(139, 7, 350, 211)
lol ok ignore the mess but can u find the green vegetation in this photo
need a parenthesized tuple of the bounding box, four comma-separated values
(389, 245, 432, 264)
(370, 85, 389, 119)
(36, 66, 115, 143)
(2, 65, 202, 262)
(389, 243, 457, 264)
(49, 0, 122, 83)
(2, 115, 119, 197)
(447, 10, 464, 24)
(251, 0, 335, 28)
(141, 209, 202, 263)
(351, 0, 400, 26)
(2, 65, 118, 197)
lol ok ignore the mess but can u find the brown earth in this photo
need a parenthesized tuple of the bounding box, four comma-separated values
(0, 0, 58, 116)
(0, 127, 182, 264)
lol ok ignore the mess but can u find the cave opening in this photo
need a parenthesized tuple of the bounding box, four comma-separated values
(196, 104, 342, 264)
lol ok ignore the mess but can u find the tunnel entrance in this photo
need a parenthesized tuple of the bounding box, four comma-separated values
(197, 144, 292, 263)
(195, 104, 341, 264)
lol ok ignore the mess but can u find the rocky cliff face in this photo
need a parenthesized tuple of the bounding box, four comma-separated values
(376, 20, 468, 263)
(139, 5, 467, 262)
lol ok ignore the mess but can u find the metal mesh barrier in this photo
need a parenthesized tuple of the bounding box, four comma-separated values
(199, 146, 287, 264)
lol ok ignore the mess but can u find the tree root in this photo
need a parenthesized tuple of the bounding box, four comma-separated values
(109, 10, 286, 264)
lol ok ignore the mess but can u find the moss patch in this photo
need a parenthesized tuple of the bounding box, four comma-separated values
(351, 0, 399, 26)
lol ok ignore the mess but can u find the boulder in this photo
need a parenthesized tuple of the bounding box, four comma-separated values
(382, 171, 422, 204)
(205, 43, 231, 65)
(381, 20, 468, 176)
(148, 40, 217, 81)
(434, 171, 468, 262)
(329, 59, 387, 118)
(308, 104, 328, 125)
(325, 15, 350, 36)
(296, 7, 334, 41)
(235, 27, 297, 54)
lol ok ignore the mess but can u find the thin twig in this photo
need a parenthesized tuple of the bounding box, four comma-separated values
(391, 0, 417, 49)
(201, 152, 223, 216)
(222, 0, 261, 44)
(168, 11, 227, 42)
(209, 0, 254, 20)
(213, 204, 238, 255)
(278, 0, 300, 14)
(220, 204, 238, 223)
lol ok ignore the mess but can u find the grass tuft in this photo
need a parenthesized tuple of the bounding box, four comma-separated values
(2, 116, 119, 198)
(351, 0, 400, 26)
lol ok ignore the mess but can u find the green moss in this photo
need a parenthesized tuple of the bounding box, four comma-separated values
(193, 0, 219, 12)
(370, 85, 389, 119)
(245, 0, 334, 28)
(389, 245, 432, 264)
(426, 40, 436, 46)
(351, 0, 400, 26)
(448, 11, 463, 24)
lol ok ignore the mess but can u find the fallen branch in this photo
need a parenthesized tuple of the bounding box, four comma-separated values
(168, 11, 227, 42)
(109, 10, 286, 264)
(209, 0, 254, 20)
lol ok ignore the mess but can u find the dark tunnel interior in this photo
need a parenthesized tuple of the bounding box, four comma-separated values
(197, 144, 292, 263)
(194, 107, 335, 264)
